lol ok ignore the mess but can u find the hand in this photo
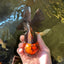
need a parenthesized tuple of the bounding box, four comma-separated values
(17, 34, 52, 64)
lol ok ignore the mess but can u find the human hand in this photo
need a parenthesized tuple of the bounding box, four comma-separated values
(17, 34, 52, 64)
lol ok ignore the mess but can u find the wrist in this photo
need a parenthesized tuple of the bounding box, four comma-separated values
(39, 52, 52, 64)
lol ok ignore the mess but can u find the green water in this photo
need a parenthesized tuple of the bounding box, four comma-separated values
(0, 0, 64, 64)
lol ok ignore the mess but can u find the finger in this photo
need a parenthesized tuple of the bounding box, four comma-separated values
(18, 42, 26, 48)
(17, 48, 24, 54)
(17, 48, 27, 60)
(20, 35, 25, 42)
(37, 34, 48, 49)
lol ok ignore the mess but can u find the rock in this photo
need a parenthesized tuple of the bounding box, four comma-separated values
(0, 26, 17, 64)
(43, 23, 64, 62)
(0, 27, 11, 40)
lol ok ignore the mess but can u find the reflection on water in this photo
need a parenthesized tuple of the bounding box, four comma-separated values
(0, 5, 26, 25)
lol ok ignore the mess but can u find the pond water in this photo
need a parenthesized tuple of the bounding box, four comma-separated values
(0, 0, 64, 64)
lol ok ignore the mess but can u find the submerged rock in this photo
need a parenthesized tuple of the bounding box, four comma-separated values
(0, 26, 17, 63)
(0, 0, 21, 22)
(0, 27, 16, 48)
(43, 23, 64, 63)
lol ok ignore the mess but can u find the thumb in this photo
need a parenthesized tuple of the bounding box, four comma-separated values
(37, 34, 48, 50)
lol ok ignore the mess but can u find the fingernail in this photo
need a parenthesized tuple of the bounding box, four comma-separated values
(19, 48, 23, 53)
